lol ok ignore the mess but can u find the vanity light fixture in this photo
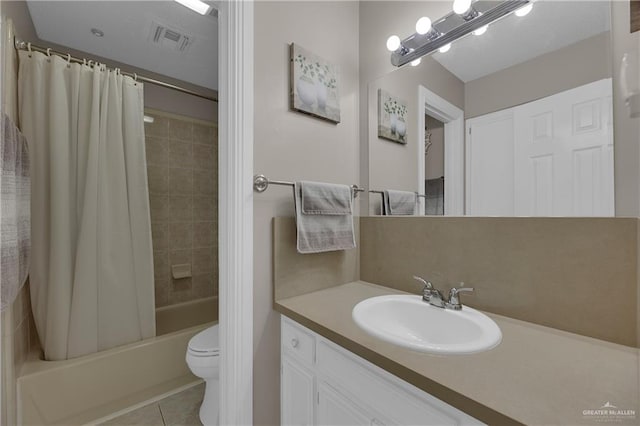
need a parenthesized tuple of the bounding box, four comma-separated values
(473, 24, 488, 36)
(386, 35, 401, 52)
(388, 0, 531, 67)
(173, 0, 212, 15)
(515, 3, 533, 17)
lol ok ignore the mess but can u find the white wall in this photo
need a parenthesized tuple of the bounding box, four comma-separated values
(253, 2, 360, 424)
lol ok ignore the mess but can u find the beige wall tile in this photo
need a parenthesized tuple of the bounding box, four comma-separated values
(193, 169, 216, 195)
(169, 278, 193, 304)
(169, 248, 192, 267)
(193, 274, 215, 298)
(169, 167, 193, 194)
(193, 123, 215, 145)
(193, 247, 214, 275)
(149, 194, 169, 223)
(169, 195, 193, 222)
(144, 116, 169, 138)
(169, 139, 193, 169)
(168, 118, 193, 141)
(145, 137, 168, 167)
(359, 217, 638, 347)
(147, 165, 168, 195)
(151, 223, 169, 251)
(192, 143, 215, 170)
(169, 222, 194, 250)
(146, 112, 217, 307)
(154, 279, 169, 308)
(193, 196, 214, 221)
(153, 250, 169, 280)
(193, 221, 215, 248)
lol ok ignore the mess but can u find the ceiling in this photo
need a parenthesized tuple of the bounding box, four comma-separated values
(431, 1, 611, 83)
(27, 1, 218, 90)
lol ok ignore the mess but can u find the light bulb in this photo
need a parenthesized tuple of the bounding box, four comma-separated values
(415, 17, 432, 35)
(439, 43, 451, 53)
(411, 58, 422, 67)
(515, 3, 533, 17)
(453, 0, 472, 15)
(386, 35, 401, 52)
(473, 25, 488, 36)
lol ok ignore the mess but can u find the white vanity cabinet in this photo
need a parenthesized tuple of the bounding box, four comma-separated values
(280, 317, 485, 426)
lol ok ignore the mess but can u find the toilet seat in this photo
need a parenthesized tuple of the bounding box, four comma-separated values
(188, 325, 220, 357)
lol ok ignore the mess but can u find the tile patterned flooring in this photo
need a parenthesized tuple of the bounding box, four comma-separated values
(101, 383, 204, 426)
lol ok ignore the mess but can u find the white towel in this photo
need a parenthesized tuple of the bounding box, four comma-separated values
(383, 190, 416, 215)
(1, 114, 30, 312)
(294, 181, 356, 254)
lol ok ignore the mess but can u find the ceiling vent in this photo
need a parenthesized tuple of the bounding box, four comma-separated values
(149, 22, 193, 52)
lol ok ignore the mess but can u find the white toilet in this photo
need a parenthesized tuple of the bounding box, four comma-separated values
(186, 324, 220, 426)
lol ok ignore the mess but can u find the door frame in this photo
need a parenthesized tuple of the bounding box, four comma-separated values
(217, 1, 254, 424)
(417, 86, 464, 215)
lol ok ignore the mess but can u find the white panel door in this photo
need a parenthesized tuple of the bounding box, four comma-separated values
(514, 79, 614, 216)
(281, 356, 315, 426)
(465, 110, 515, 215)
(317, 381, 374, 426)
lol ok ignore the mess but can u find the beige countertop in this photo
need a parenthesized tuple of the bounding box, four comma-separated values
(275, 281, 639, 426)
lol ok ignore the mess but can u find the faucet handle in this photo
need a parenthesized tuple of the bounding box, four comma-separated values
(413, 275, 433, 290)
(447, 284, 474, 310)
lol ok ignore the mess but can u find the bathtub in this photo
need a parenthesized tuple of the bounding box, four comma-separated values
(18, 297, 217, 425)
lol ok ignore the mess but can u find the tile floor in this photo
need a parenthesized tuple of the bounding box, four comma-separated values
(101, 383, 204, 426)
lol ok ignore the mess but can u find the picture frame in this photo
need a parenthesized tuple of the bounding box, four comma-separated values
(378, 89, 408, 144)
(290, 43, 341, 123)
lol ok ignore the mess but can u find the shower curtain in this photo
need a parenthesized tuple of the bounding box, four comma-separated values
(18, 50, 155, 360)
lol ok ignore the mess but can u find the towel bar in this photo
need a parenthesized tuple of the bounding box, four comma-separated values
(253, 174, 365, 198)
(369, 189, 427, 199)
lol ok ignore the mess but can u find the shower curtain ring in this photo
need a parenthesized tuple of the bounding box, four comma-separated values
(83, 58, 87, 66)
(46, 48, 51, 56)
(66, 54, 71, 68)
(27, 42, 32, 57)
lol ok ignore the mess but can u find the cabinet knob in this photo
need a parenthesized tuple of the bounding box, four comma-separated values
(291, 338, 299, 348)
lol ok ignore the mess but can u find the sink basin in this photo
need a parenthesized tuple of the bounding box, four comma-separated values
(352, 295, 502, 355)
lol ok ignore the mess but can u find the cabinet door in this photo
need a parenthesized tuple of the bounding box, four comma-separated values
(282, 356, 315, 426)
(317, 381, 382, 426)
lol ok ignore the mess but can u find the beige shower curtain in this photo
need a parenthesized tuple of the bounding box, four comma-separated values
(18, 50, 155, 360)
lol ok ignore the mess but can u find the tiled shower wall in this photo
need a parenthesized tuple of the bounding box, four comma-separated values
(144, 110, 218, 307)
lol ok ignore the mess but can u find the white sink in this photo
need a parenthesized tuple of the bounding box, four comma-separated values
(352, 295, 502, 355)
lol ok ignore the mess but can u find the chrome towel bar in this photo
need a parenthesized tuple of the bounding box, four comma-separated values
(253, 174, 365, 198)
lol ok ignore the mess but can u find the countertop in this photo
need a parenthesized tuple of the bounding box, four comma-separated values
(275, 281, 639, 425)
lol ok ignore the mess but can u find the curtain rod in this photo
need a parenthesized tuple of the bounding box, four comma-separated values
(14, 38, 218, 103)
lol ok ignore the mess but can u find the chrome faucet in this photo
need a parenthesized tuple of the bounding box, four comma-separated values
(445, 285, 475, 310)
(413, 276, 445, 308)
(413, 276, 474, 310)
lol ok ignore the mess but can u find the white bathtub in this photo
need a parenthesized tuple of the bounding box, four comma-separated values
(18, 297, 217, 425)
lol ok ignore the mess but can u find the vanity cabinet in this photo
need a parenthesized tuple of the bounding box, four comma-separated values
(280, 317, 484, 426)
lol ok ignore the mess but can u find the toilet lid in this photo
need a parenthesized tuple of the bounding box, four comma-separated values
(188, 325, 220, 354)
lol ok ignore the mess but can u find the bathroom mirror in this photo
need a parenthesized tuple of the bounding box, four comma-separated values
(366, 1, 617, 217)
